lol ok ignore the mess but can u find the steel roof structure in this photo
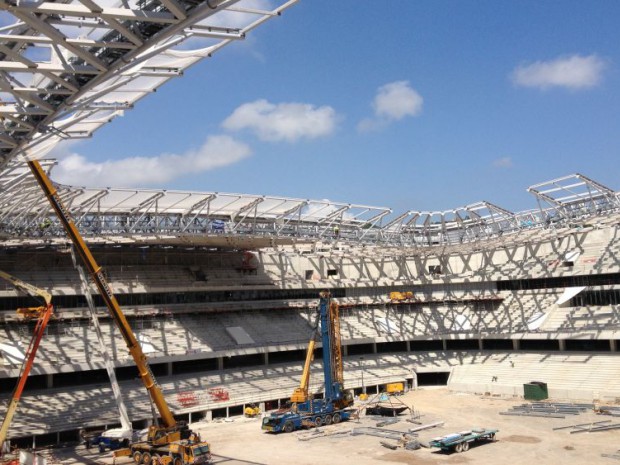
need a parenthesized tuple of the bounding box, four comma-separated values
(0, 1, 618, 251)
(0, 160, 617, 250)
(0, 0, 298, 168)
(527, 173, 620, 224)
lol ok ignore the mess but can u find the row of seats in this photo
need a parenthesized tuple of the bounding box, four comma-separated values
(4, 350, 620, 438)
(449, 352, 620, 401)
(6, 289, 620, 373)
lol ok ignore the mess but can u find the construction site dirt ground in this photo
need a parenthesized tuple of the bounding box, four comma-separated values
(47, 387, 619, 465)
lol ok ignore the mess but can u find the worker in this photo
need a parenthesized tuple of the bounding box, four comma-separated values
(39, 218, 52, 230)
(334, 225, 340, 238)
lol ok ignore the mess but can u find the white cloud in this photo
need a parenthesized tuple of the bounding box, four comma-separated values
(511, 54, 606, 90)
(358, 81, 423, 132)
(492, 157, 513, 168)
(51, 135, 251, 188)
(222, 99, 338, 142)
(373, 81, 423, 120)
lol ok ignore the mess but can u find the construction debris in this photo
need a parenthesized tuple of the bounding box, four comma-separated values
(351, 420, 444, 443)
(380, 439, 421, 451)
(380, 441, 398, 450)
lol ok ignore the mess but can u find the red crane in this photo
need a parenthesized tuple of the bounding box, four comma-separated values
(0, 271, 54, 456)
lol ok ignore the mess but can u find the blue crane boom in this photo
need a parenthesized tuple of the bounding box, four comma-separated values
(261, 292, 354, 433)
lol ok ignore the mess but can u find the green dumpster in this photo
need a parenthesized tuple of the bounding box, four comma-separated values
(523, 381, 548, 400)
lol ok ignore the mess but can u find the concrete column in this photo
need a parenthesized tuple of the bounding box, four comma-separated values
(372, 342, 377, 354)
(342, 345, 348, 357)
(478, 338, 484, 350)
(442, 339, 448, 351)
(405, 340, 410, 352)
(264, 352, 269, 366)
(217, 357, 224, 371)
(167, 362, 173, 376)
(46, 374, 54, 389)
(205, 410, 213, 422)
(512, 339, 520, 351)
(610, 340, 617, 352)
(558, 339, 566, 351)
(259, 402, 265, 414)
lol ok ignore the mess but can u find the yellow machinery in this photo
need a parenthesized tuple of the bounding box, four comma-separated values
(27, 160, 211, 464)
(0, 271, 54, 455)
(389, 291, 414, 302)
(290, 338, 317, 403)
(244, 404, 261, 418)
(386, 382, 405, 395)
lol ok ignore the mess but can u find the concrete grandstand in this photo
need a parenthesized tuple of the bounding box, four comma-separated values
(1, 160, 619, 448)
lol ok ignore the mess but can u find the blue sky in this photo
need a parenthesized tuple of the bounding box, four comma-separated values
(51, 0, 620, 215)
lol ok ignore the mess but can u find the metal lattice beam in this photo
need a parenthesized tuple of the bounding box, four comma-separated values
(0, 0, 300, 168)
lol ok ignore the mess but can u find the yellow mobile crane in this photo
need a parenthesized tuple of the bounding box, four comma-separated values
(0, 270, 54, 456)
(27, 160, 211, 464)
(290, 306, 322, 404)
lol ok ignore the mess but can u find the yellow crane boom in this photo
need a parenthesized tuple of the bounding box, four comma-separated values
(290, 338, 316, 403)
(27, 160, 176, 429)
(0, 270, 51, 305)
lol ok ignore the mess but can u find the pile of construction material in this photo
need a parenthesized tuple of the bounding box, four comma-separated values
(351, 421, 444, 451)
(500, 402, 593, 419)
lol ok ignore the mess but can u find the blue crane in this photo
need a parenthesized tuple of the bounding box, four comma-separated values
(261, 292, 354, 433)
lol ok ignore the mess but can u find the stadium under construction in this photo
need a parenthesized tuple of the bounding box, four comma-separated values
(0, 0, 618, 463)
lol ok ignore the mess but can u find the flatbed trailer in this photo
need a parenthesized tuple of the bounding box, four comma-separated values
(429, 428, 497, 453)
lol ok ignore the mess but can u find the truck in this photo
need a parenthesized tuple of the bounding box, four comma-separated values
(82, 426, 145, 453)
(27, 160, 211, 464)
(117, 431, 211, 465)
(261, 291, 354, 433)
(429, 428, 497, 453)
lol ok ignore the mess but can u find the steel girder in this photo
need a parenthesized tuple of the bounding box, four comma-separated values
(0, 0, 299, 168)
